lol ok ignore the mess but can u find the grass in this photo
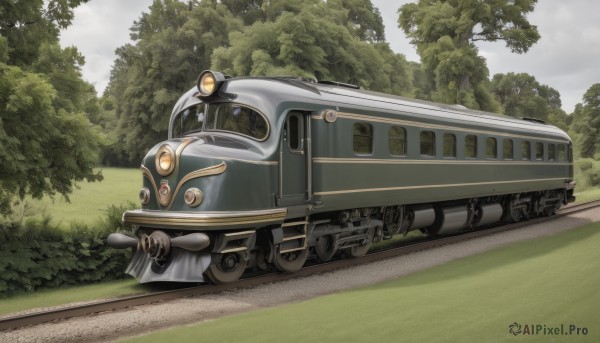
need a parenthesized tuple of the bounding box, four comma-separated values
(11, 168, 139, 228)
(574, 187, 600, 205)
(124, 222, 600, 343)
(0, 279, 144, 316)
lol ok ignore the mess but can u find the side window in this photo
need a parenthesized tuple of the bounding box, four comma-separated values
(443, 133, 456, 158)
(420, 131, 435, 157)
(486, 137, 497, 159)
(286, 113, 303, 151)
(503, 139, 514, 160)
(465, 134, 477, 159)
(548, 144, 556, 161)
(521, 141, 531, 160)
(353, 122, 373, 154)
(558, 144, 566, 161)
(388, 126, 406, 156)
(535, 142, 544, 160)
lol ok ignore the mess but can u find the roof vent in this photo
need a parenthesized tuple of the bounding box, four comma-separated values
(317, 80, 359, 89)
(522, 117, 546, 124)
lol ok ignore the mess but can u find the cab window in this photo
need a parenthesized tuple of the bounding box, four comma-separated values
(205, 103, 269, 140)
(171, 103, 206, 138)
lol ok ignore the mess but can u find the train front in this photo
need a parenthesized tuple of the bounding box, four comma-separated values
(107, 71, 282, 283)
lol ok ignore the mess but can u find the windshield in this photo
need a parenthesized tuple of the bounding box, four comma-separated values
(172, 103, 206, 138)
(205, 103, 269, 141)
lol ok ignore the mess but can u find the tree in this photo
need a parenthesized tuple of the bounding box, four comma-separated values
(569, 84, 600, 159)
(490, 72, 567, 129)
(106, 0, 410, 164)
(212, 0, 411, 94)
(0, 0, 102, 215)
(105, 0, 243, 165)
(398, 0, 540, 111)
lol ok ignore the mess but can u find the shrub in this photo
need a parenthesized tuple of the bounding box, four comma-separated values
(574, 158, 600, 191)
(0, 202, 136, 297)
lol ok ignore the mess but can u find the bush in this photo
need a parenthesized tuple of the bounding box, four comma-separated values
(0, 202, 136, 297)
(574, 158, 600, 191)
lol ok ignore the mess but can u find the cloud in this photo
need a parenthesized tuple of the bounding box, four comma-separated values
(60, 0, 154, 95)
(372, 0, 600, 114)
(61, 0, 599, 114)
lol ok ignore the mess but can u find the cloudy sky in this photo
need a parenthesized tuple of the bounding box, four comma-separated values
(60, 0, 600, 114)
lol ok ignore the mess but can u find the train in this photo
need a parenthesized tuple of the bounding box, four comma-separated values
(107, 70, 576, 284)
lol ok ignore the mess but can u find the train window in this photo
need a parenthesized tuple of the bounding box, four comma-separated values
(558, 144, 566, 161)
(388, 126, 406, 156)
(353, 122, 373, 154)
(521, 141, 531, 160)
(535, 142, 544, 160)
(465, 135, 477, 158)
(286, 113, 303, 151)
(503, 139, 514, 159)
(420, 131, 435, 157)
(443, 133, 456, 158)
(171, 103, 206, 138)
(205, 103, 269, 140)
(486, 137, 497, 159)
(548, 144, 556, 161)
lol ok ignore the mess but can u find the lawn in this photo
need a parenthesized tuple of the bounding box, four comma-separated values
(125, 221, 600, 343)
(11, 168, 140, 228)
(0, 279, 143, 316)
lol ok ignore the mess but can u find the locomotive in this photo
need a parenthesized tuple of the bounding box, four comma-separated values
(107, 70, 575, 284)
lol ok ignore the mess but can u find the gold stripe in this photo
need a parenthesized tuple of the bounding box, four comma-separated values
(166, 162, 227, 210)
(123, 208, 287, 228)
(141, 165, 160, 207)
(314, 111, 568, 143)
(175, 138, 195, 167)
(313, 157, 571, 166)
(215, 156, 278, 165)
(314, 178, 567, 196)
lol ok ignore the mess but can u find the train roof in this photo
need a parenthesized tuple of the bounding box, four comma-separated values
(172, 74, 571, 142)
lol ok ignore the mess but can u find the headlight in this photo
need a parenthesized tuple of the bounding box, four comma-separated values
(155, 144, 175, 176)
(184, 188, 203, 207)
(139, 187, 150, 205)
(197, 70, 225, 97)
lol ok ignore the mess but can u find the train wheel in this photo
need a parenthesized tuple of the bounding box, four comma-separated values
(273, 247, 308, 272)
(205, 253, 247, 284)
(315, 235, 336, 262)
(344, 227, 374, 258)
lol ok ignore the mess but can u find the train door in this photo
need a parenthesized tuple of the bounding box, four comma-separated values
(278, 111, 312, 206)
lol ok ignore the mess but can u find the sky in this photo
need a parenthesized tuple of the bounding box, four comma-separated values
(60, 0, 600, 114)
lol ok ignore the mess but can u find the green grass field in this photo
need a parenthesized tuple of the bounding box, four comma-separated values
(12, 168, 140, 227)
(124, 222, 600, 343)
(0, 279, 143, 316)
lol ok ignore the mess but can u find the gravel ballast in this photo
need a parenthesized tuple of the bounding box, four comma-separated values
(2, 208, 599, 343)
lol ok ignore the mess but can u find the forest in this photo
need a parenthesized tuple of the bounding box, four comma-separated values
(1, 0, 599, 216)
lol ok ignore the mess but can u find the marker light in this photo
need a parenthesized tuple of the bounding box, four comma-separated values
(139, 187, 150, 205)
(184, 188, 204, 207)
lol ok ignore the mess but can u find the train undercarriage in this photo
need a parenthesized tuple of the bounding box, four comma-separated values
(108, 187, 575, 284)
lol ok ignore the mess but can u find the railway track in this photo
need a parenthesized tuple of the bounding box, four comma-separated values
(2, 199, 599, 332)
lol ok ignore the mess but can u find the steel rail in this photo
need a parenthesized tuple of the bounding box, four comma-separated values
(1, 199, 599, 332)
